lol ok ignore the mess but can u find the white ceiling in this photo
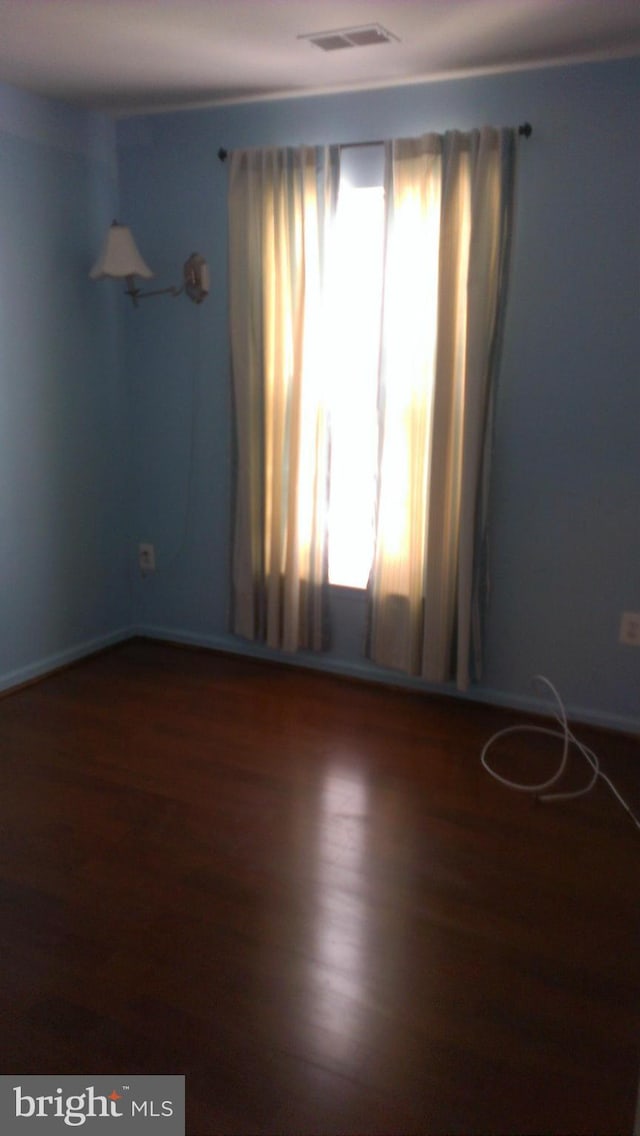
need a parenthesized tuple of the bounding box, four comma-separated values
(0, 0, 638, 116)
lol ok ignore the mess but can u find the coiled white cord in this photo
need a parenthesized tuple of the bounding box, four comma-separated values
(480, 676, 640, 831)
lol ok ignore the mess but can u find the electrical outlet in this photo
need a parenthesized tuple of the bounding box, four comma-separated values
(619, 611, 640, 646)
(138, 543, 156, 573)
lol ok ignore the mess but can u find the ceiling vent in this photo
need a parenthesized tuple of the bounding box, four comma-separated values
(300, 24, 399, 52)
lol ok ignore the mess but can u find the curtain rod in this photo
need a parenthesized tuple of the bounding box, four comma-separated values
(217, 122, 532, 162)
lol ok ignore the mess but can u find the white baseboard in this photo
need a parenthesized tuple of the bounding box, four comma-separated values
(0, 627, 135, 695)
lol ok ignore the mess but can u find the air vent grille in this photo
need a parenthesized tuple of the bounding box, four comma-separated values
(301, 24, 399, 52)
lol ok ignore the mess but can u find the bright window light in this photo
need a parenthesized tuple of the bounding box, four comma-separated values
(326, 184, 385, 589)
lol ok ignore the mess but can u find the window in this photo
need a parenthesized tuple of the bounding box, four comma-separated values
(325, 148, 385, 589)
(229, 130, 517, 682)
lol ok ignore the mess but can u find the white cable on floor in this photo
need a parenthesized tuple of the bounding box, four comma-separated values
(480, 676, 640, 831)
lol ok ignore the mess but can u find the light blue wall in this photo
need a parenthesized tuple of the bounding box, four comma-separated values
(0, 82, 131, 690)
(117, 57, 639, 731)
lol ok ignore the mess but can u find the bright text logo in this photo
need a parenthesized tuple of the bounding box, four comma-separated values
(0, 1076, 185, 1135)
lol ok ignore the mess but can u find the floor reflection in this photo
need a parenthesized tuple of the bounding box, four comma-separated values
(310, 763, 370, 1062)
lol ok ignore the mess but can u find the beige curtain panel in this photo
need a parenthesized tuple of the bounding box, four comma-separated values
(228, 146, 339, 652)
(369, 127, 517, 689)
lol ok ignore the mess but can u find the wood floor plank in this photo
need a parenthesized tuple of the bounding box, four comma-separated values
(0, 639, 637, 1134)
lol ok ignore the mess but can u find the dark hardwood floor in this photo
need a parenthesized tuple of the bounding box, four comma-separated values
(0, 638, 638, 1135)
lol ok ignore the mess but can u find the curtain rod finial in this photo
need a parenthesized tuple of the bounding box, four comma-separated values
(218, 147, 228, 161)
(518, 122, 532, 138)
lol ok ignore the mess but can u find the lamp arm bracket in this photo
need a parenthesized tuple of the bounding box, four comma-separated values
(122, 254, 209, 307)
(136, 284, 184, 301)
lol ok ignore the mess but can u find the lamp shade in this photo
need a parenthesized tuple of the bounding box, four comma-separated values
(89, 221, 154, 280)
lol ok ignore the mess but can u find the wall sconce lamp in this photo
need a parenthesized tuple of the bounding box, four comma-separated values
(90, 221, 209, 307)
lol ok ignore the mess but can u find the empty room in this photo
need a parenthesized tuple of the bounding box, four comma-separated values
(0, 2, 638, 1133)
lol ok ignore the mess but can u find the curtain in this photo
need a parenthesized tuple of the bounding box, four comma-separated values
(228, 145, 340, 652)
(369, 127, 517, 690)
